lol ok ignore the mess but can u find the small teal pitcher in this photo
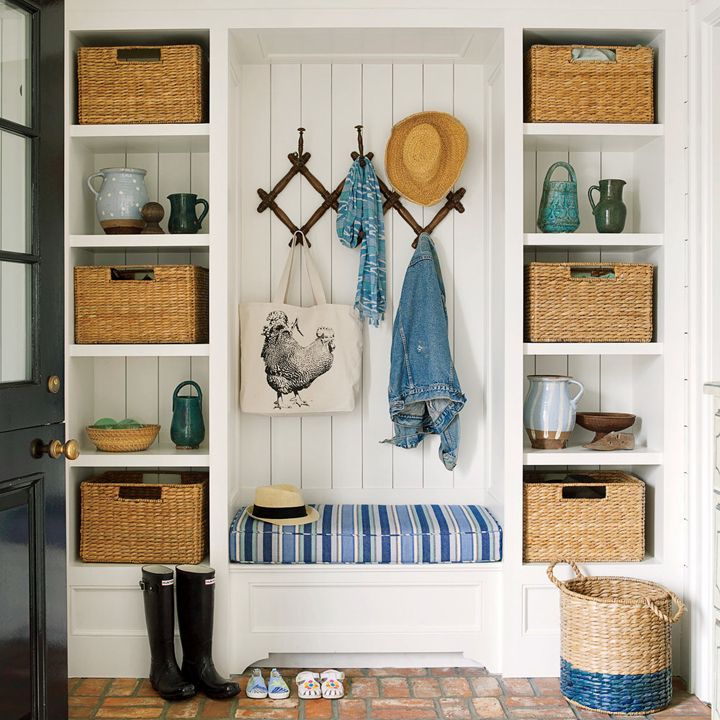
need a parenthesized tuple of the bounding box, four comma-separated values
(171, 380, 205, 449)
(167, 193, 209, 234)
(537, 161, 580, 233)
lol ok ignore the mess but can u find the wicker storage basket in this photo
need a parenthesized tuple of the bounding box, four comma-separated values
(525, 44, 654, 123)
(524, 471, 645, 563)
(74, 265, 209, 344)
(548, 561, 685, 714)
(80, 471, 208, 564)
(525, 262, 654, 343)
(77, 45, 207, 124)
(85, 424, 160, 452)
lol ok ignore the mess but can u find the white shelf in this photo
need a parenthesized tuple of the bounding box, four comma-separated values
(523, 446, 663, 466)
(70, 233, 211, 249)
(523, 123, 663, 152)
(69, 344, 210, 357)
(524, 233, 663, 248)
(73, 444, 210, 467)
(70, 123, 210, 152)
(524, 343, 663, 355)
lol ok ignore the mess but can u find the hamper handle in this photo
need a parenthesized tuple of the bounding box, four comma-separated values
(645, 592, 686, 624)
(568, 266, 617, 279)
(116, 47, 162, 63)
(117, 485, 162, 501)
(546, 560, 585, 588)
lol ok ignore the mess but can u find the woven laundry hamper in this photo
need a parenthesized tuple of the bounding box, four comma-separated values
(548, 561, 685, 715)
(525, 44, 654, 123)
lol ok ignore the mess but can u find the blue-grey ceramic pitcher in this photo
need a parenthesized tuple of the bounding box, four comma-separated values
(537, 161, 580, 233)
(170, 380, 205, 449)
(523, 375, 584, 449)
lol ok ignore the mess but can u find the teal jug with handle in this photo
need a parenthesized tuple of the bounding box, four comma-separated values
(537, 161, 580, 233)
(167, 193, 209, 234)
(171, 380, 205, 449)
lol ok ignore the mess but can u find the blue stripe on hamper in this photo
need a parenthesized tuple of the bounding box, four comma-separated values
(229, 504, 502, 564)
(561, 659, 672, 714)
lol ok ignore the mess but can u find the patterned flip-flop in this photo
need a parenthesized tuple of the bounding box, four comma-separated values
(295, 671, 321, 699)
(320, 670, 345, 699)
(268, 668, 290, 700)
(246, 668, 268, 699)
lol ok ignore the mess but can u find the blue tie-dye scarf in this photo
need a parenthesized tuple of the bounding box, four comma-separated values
(336, 157, 386, 326)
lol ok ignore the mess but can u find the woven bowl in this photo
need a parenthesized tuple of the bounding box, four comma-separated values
(86, 424, 160, 452)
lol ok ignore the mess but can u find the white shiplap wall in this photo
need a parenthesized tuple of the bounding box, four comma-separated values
(236, 63, 488, 496)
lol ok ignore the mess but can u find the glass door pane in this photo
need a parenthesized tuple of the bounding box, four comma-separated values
(0, 0, 31, 127)
(1, 130, 31, 253)
(0, 261, 31, 382)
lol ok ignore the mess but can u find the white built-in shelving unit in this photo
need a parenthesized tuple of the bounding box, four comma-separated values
(63, 0, 707, 696)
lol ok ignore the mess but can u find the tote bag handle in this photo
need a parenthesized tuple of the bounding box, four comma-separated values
(272, 232, 328, 306)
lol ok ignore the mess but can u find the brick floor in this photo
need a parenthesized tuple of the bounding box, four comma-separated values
(68, 669, 711, 720)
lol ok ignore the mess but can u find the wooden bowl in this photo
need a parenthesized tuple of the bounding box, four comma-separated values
(575, 412, 636, 442)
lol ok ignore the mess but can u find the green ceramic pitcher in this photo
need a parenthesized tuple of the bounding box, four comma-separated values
(167, 193, 209, 234)
(170, 380, 205, 449)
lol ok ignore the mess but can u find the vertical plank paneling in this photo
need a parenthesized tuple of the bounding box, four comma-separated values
(330, 63, 364, 490)
(524, 149, 537, 233)
(238, 64, 272, 489)
(234, 62, 489, 496)
(126, 357, 160, 443)
(191, 357, 210, 449)
(190, 151, 211, 234)
(93, 358, 126, 423)
(450, 64, 485, 489)
(569, 151, 601, 233)
(361, 64, 394, 489)
(391, 63, 424, 490)
(270, 64, 303, 485)
(300, 64, 332, 489)
(421, 64, 456, 489)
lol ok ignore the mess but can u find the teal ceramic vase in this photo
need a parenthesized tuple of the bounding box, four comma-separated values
(167, 193, 209, 234)
(170, 380, 205, 449)
(537, 162, 580, 233)
(588, 179, 627, 233)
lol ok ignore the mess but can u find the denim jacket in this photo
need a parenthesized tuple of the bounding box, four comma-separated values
(385, 233, 466, 470)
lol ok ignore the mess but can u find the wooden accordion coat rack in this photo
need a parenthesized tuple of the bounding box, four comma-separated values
(257, 126, 466, 248)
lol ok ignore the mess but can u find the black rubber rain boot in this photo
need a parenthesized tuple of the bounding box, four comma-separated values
(175, 564, 240, 700)
(139, 565, 196, 701)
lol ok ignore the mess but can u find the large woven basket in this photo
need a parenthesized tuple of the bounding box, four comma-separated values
(80, 471, 208, 564)
(524, 471, 645, 563)
(85, 424, 160, 452)
(525, 262, 654, 343)
(549, 561, 685, 714)
(525, 45, 654, 123)
(77, 45, 207, 124)
(74, 265, 209, 344)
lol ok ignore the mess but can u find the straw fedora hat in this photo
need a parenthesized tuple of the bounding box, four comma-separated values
(385, 111, 468, 206)
(247, 484, 319, 526)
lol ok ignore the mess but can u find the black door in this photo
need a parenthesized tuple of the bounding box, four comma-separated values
(0, 1, 66, 719)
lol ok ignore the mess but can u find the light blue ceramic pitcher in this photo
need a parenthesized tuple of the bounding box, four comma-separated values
(87, 167, 149, 235)
(523, 375, 584, 449)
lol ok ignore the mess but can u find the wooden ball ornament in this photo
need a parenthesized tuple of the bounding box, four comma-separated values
(141, 202, 165, 234)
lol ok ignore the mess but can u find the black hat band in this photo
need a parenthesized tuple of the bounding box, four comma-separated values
(252, 504, 308, 520)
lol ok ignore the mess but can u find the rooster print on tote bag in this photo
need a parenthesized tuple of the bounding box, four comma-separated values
(240, 236, 362, 416)
(261, 310, 335, 410)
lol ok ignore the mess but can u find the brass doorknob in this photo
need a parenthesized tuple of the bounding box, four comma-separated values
(32, 439, 80, 461)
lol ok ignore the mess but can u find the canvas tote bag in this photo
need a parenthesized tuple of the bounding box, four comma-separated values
(240, 235, 363, 415)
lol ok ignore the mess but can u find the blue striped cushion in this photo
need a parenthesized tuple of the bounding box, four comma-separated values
(229, 504, 502, 564)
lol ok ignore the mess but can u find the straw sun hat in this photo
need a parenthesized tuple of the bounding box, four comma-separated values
(385, 111, 468, 206)
(247, 484, 319, 526)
